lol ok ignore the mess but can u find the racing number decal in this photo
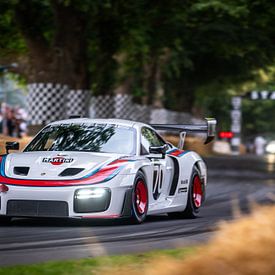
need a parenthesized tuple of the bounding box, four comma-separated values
(152, 165, 163, 200)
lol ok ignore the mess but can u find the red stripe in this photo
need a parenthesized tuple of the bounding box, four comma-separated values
(81, 214, 120, 219)
(0, 158, 129, 187)
(170, 149, 185, 157)
(109, 159, 128, 165)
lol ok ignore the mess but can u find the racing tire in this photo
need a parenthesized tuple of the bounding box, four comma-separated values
(0, 216, 11, 225)
(130, 171, 148, 224)
(168, 166, 204, 219)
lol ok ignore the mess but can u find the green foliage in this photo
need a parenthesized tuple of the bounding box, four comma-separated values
(242, 94, 275, 137)
(198, 91, 232, 132)
(0, 2, 26, 58)
(0, 247, 196, 275)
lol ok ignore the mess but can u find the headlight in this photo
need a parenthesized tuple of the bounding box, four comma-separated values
(75, 188, 106, 199)
(74, 188, 111, 213)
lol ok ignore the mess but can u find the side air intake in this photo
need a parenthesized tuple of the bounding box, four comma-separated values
(14, 167, 30, 176)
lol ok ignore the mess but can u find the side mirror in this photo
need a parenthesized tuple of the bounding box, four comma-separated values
(6, 142, 20, 154)
(149, 144, 169, 159)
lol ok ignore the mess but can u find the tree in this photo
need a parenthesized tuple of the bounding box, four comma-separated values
(1, 0, 275, 118)
(119, 0, 275, 112)
(0, 0, 93, 89)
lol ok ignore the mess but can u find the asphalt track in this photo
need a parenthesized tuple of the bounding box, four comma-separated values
(1, 155, 275, 266)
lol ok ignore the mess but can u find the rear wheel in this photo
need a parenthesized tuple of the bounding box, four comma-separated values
(131, 171, 148, 224)
(169, 167, 204, 219)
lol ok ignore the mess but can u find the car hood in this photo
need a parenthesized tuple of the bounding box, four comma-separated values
(3, 151, 125, 180)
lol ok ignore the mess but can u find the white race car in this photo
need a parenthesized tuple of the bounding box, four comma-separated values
(0, 118, 216, 224)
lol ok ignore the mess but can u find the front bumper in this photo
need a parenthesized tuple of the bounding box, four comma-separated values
(0, 175, 134, 219)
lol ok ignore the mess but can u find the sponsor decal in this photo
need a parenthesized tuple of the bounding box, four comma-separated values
(178, 187, 187, 193)
(181, 179, 188, 185)
(42, 157, 74, 165)
(152, 164, 164, 200)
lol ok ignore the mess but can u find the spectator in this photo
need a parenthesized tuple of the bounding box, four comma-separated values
(254, 136, 266, 156)
(6, 107, 16, 136)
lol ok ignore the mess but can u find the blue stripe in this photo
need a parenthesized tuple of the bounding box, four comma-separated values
(103, 165, 126, 182)
(81, 158, 119, 179)
(0, 155, 7, 177)
(178, 150, 190, 157)
(81, 164, 104, 179)
(81, 158, 135, 180)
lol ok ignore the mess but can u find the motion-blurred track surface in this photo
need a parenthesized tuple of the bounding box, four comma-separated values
(1, 155, 275, 266)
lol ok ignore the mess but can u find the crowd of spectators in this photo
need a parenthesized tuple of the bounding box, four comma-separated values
(0, 103, 27, 138)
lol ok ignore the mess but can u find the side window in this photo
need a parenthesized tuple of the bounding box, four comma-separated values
(141, 127, 165, 155)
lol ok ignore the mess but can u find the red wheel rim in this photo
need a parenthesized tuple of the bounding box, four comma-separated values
(135, 180, 148, 215)
(193, 175, 203, 208)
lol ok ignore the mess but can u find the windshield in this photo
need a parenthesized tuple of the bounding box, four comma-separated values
(24, 124, 136, 155)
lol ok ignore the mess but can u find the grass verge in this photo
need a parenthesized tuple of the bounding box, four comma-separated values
(0, 247, 196, 275)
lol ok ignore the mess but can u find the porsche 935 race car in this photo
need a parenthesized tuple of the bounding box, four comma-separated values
(0, 118, 216, 224)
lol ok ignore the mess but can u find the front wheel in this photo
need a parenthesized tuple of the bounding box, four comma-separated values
(130, 171, 148, 224)
(169, 167, 204, 219)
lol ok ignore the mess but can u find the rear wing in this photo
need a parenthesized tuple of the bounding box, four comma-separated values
(151, 118, 217, 145)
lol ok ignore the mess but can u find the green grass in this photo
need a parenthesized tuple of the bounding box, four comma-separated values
(0, 247, 196, 275)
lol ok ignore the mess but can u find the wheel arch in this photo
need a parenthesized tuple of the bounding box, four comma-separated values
(176, 151, 204, 182)
(176, 151, 207, 201)
(167, 153, 207, 219)
(120, 164, 150, 219)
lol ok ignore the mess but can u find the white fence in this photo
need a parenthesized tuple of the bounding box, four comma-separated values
(27, 84, 201, 125)
(90, 94, 201, 124)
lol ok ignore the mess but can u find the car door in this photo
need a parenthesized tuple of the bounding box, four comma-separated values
(140, 127, 174, 207)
